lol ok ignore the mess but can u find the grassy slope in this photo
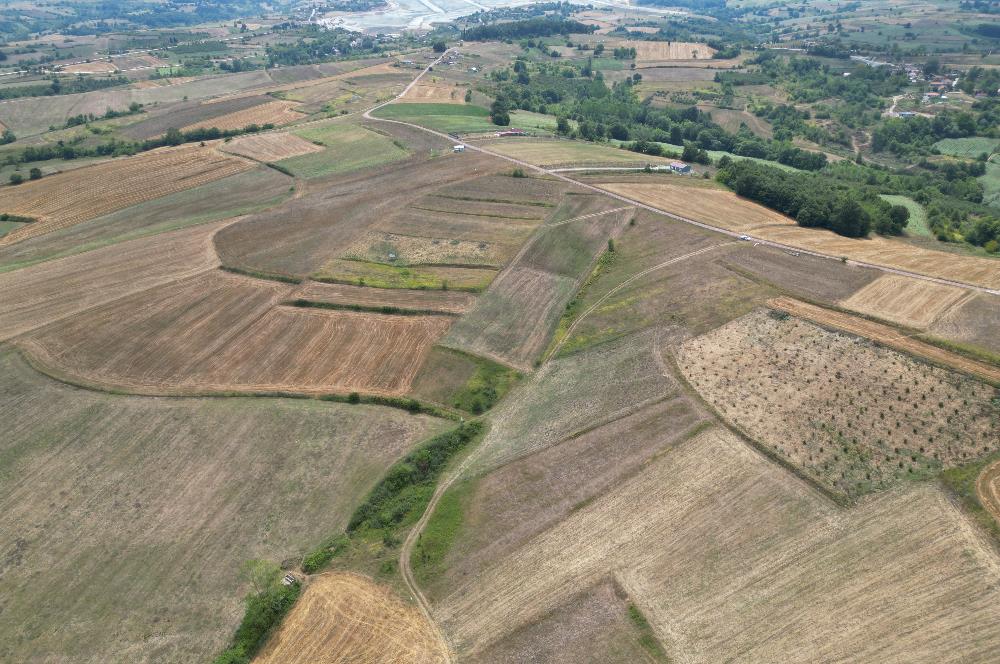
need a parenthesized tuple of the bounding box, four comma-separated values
(281, 123, 409, 178)
(880, 194, 931, 238)
(0, 347, 445, 663)
(371, 102, 495, 133)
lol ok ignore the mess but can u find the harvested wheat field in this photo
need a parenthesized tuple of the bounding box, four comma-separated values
(680, 307, 1000, 497)
(256, 573, 448, 664)
(770, 297, 1000, 384)
(753, 224, 1000, 290)
(599, 181, 1000, 289)
(220, 131, 323, 162)
(60, 59, 117, 73)
(181, 99, 304, 132)
(437, 429, 1000, 663)
(0, 145, 254, 246)
(929, 293, 1000, 356)
(627, 40, 716, 61)
(840, 274, 971, 328)
(0, 348, 444, 663)
(293, 280, 477, 314)
(977, 459, 1000, 526)
(598, 181, 792, 232)
(0, 219, 227, 340)
(20, 272, 453, 396)
(483, 139, 672, 168)
(401, 82, 466, 103)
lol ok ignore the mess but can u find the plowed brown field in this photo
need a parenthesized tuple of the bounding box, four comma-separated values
(0, 219, 227, 340)
(181, 100, 304, 132)
(256, 573, 448, 664)
(0, 145, 254, 246)
(220, 132, 323, 162)
(770, 297, 1000, 383)
(627, 41, 716, 61)
(977, 459, 1000, 526)
(840, 274, 970, 328)
(20, 272, 453, 396)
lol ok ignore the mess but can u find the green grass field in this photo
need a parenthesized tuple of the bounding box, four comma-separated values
(934, 137, 999, 159)
(282, 123, 409, 178)
(315, 258, 496, 291)
(880, 194, 932, 238)
(371, 102, 495, 134)
(981, 162, 1000, 208)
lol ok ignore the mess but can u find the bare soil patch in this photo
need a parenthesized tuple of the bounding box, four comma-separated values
(345, 231, 505, 267)
(401, 82, 466, 103)
(0, 145, 254, 246)
(840, 274, 970, 329)
(626, 41, 717, 61)
(220, 132, 323, 162)
(256, 573, 447, 664)
(680, 307, 1000, 498)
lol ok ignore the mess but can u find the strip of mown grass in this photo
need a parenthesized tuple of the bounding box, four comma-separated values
(940, 451, 1000, 547)
(880, 194, 931, 238)
(299, 420, 485, 576)
(410, 478, 474, 586)
(372, 102, 495, 134)
(281, 123, 409, 178)
(628, 603, 671, 662)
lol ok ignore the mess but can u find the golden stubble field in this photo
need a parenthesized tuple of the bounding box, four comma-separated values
(256, 573, 448, 664)
(18, 270, 454, 396)
(220, 131, 324, 162)
(0, 144, 255, 246)
(840, 273, 971, 328)
(598, 180, 1000, 289)
(435, 429, 1000, 663)
(679, 308, 999, 497)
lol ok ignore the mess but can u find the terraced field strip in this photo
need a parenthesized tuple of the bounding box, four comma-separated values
(180, 99, 305, 132)
(977, 460, 1000, 527)
(769, 297, 1000, 384)
(0, 145, 254, 246)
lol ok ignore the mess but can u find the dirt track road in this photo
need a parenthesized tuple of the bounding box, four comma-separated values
(365, 55, 1000, 297)
(976, 459, 1000, 528)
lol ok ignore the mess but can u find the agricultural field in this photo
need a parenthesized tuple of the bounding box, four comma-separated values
(626, 40, 717, 61)
(180, 99, 304, 132)
(679, 308, 1000, 498)
(256, 573, 447, 664)
(933, 137, 999, 159)
(371, 102, 496, 134)
(442, 197, 630, 369)
(929, 293, 1000, 357)
(400, 81, 467, 103)
(219, 131, 323, 162)
(19, 270, 454, 396)
(0, 219, 228, 341)
(880, 194, 931, 238)
(0, 167, 292, 272)
(434, 428, 1000, 663)
(0, 144, 254, 246)
(840, 274, 970, 329)
(279, 122, 410, 178)
(121, 95, 278, 140)
(292, 280, 476, 315)
(599, 180, 1000, 289)
(0, 347, 445, 663)
(481, 139, 673, 168)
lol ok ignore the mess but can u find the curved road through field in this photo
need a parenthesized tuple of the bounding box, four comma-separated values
(365, 51, 1000, 297)
(976, 459, 1000, 528)
(366, 48, 1000, 660)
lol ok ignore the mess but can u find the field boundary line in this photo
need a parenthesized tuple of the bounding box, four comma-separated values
(546, 243, 726, 361)
(363, 72, 1000, 296)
